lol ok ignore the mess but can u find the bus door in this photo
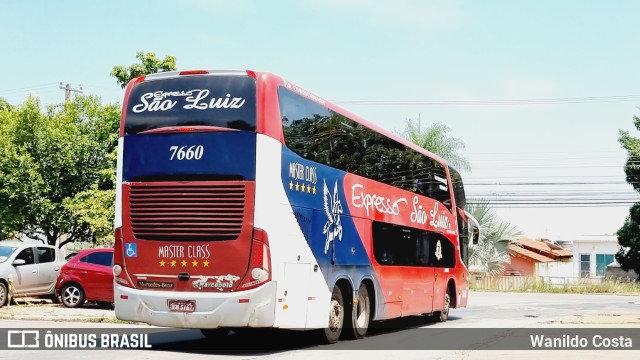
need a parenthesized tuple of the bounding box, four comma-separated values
(431, 233, 457, 311)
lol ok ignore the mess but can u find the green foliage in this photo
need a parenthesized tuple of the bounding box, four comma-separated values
(0, 97, 13, 112)
(467, 200, 521, 276)
(616, 204, 640, 278)
(111, 52, 177, 89)
(0, 96, 120, 246)
(401, 119, 471, 173)
(617, 116, 640, 279)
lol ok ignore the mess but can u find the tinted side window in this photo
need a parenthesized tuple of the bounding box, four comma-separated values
(36, 247, 55, 263)
(449, 167, 466, 208)
(457, 209, 470, 266)
(80, 252, 113, 267)
(373, 221, 455, 268)
(15, 248, 35, 265)
(280, 87, 453, 210)
(279, 87, 333, 165)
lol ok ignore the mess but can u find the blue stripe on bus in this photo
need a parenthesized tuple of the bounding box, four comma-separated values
(122, 132, 257, 182)
(281, 147, 372, 280)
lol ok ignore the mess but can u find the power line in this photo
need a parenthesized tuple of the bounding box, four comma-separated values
(334, 94, 640, 106)
(0, 84, 58, 96)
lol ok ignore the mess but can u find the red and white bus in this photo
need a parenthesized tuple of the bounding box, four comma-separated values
(113, 70, 479, 343)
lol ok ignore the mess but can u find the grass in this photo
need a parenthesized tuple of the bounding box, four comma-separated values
(516, 279, 640, 294)
(471, 278, 640, 294)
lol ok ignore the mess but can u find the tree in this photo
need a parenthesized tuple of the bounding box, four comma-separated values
(616, 116, 640, 278)
(467, 200, 522, 276)
(111, 52, 177, 89)
(0, 97, 13, 112)
(401, 119, 471, 173)
(0, 96, 120, 246)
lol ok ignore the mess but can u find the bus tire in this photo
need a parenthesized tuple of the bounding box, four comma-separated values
(321, 285, 344, 344)
(349, 283, 370, 339)
(435, 291, 450, 322)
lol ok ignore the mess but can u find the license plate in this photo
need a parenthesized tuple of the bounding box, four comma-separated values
(167, 299, 196, 312)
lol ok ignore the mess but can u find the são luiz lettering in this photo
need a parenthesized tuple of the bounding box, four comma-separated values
(530, 334, 633, 348)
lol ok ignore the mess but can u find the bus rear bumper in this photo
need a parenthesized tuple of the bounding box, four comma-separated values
(114, 281, 276, 329)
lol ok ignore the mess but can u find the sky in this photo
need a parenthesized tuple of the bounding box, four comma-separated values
(2, 0, 640, 240)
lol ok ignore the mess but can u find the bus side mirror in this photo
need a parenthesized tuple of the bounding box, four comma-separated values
(463, 210, 480, 245)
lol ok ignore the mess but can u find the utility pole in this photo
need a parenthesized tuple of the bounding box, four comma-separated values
(59, 82, 83, 102)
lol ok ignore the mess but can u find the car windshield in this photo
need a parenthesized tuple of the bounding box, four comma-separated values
(0, 246, 18, 263)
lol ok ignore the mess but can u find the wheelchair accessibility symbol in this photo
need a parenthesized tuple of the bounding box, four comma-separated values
(125, 243, 138, 257)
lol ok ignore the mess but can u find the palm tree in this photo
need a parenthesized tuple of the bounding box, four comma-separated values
(467, 200, 522, 276)
(401, 119, 471, 173)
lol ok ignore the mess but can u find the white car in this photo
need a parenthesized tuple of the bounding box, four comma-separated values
(0, 241, 65, 307)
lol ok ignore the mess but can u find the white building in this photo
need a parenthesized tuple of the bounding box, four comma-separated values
(571, 235, 619, 279)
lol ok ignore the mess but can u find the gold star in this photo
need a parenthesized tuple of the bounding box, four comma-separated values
(192, 260, 199, 267)
(307, 185, 311, 193)
(312, 186, 317, 194)
(170, 260, 177, 267)
(181, 260, 187, 267)
(295, 182, 300, 191)
(289, 181, 294, 190)
(203, 260, 210, 267)
(301, 184, 306, 192)
(159, 259, 166, 267)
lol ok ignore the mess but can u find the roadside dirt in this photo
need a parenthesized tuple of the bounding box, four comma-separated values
(0, 298, 118, 323)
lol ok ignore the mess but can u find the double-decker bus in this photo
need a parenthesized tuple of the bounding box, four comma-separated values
(113, 70, 479, 343)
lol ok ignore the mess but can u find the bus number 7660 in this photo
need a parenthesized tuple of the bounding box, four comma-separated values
(169, 145, 204, 160)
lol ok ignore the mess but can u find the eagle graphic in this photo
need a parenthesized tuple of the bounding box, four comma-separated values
(323, 179, 343, 254)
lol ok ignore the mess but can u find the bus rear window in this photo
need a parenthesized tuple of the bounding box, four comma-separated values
(124, 75, 256, 134)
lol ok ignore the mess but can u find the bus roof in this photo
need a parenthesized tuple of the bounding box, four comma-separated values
(122, 69, 449, 168)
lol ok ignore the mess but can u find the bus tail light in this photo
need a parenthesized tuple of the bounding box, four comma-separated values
(239, 228, 271, 290)
(113, 227, 134, 288)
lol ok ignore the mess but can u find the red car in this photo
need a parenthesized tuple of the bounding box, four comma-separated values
(56, 248, 114, 308)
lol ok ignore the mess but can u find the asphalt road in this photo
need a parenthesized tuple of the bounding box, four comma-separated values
(1, 291, 639, 359)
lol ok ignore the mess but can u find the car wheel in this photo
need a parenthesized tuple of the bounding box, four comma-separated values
(0, 283, 7, 307)
(320, 285, 344, 344)
(60, 283, 85, 308)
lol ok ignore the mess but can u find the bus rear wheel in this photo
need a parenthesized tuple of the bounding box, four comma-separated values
(435, 292, 450, 322)
(349, 283, 370, 339)
(321, 285, 344, 344)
